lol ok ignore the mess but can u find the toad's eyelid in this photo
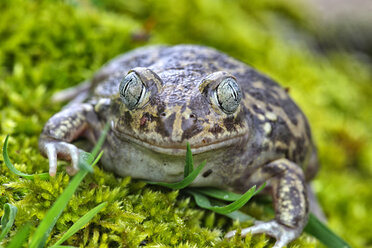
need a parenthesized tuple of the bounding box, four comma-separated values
(199, 71, 237, 92)
(119, 67, 164, 110)
(128, 67, 164, 94)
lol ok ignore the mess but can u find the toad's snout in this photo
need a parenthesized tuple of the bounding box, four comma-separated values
(155, 110, 203, 142)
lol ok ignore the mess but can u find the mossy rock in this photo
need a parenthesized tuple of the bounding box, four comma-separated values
(1, 0, 371, 247)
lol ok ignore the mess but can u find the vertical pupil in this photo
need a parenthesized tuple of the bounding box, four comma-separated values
(123, 76, 133, 95)
(228, 82, 237, 100)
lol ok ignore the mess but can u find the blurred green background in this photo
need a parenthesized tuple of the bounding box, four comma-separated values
(0, 0, 371, 247)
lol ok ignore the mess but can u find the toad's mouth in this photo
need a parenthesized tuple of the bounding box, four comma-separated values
(111, 122, 248, 156)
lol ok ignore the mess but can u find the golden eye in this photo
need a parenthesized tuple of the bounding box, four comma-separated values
(119, 72, 146, 110)
(214, 77, 242, 114)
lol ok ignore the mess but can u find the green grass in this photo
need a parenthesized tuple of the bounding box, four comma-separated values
(0, 203, 17, 242)
(1, 126, 107, 248)
(2, 134, 348, 247)
(146, 160, 207, 190)
(151, 143, 349, 247)
(28, 151, 104, 248)
(1, 0, 372, 247)
(49, 201, 108, 247)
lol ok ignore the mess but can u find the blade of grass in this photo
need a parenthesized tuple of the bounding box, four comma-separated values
(49, 246, 77, 248)
(29, 124, 108, 248)
(0, 203, 18, 241)
(186, 183, 265, 214)
(191, 187, 243, 202)
(90, 122, 110, 157)
(2, 136, 50, 180)
(304, 213, 350, 248)
(29, 151, 104, 248)
(77, 151, 94, 173)
(50, 202, 107, 247)
(146, 160, 206, 189)
(90, 151, 104, 168)
(29, 167, 89, 248)
(223, 210, 255, 222)
(5, 223, 31, 248)
(184, 142, 193, 177)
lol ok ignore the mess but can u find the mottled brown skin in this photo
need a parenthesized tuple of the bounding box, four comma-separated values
(39, 45, 318, 247)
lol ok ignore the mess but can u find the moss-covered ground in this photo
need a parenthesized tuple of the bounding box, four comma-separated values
(1, 0, 371, 247)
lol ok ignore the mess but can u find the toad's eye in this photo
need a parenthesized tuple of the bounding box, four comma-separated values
(119, 72, 146, 110)
(214, 78, 242, 114)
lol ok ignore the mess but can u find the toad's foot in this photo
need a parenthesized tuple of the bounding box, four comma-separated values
(39, 103, 98, 176)
(226, 159, 308, 247)
(225, 220, 301, 248)
(39, 139, 80, 176)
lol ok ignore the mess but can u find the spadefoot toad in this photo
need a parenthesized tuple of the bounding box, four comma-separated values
(39, 45, 319, 247)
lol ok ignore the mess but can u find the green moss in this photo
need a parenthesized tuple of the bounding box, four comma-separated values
(1, 0, 371, 247)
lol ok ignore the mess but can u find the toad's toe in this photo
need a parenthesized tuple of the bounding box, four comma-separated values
(40, 139, 80, 176)
(225, 220, 302, 248)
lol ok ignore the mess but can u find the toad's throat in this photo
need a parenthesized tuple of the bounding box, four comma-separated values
(111, 126, 248, 156)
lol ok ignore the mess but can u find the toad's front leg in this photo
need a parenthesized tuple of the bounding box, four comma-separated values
(39, 103, 98, 176)
(226, 159, 308, 248)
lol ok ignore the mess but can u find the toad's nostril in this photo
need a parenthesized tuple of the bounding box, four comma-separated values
(202, 169, 213, 177)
